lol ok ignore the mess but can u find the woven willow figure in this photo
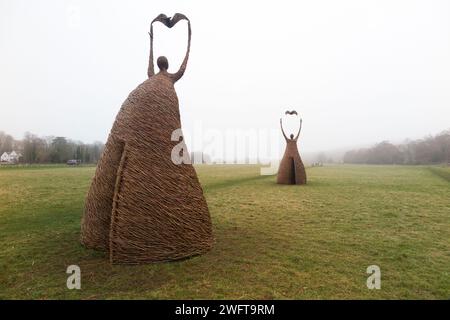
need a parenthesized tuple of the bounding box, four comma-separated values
(81, 13, 213, 264)
(277, 112, 307, 185)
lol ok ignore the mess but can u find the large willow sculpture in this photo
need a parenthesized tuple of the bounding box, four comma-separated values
(80, 13, 214, 264)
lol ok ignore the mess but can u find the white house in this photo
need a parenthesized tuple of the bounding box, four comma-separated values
(0, 151, 21, 163)
(0, 152, 9, 162)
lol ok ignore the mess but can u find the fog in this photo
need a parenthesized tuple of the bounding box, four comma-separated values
(1, 0, 449, 159)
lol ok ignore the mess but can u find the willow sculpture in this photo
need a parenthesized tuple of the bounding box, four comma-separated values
(80, 13, 214, 264)
(277, 111, 307, 185)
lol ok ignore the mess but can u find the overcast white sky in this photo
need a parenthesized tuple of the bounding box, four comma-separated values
(1, 0, 449, 155)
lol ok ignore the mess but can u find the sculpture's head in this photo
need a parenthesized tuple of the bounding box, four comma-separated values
(157, 56, 169, 71)
(290, 134, 294, 140)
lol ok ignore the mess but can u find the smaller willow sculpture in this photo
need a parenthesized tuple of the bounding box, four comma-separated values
(277, 111, 307, 185)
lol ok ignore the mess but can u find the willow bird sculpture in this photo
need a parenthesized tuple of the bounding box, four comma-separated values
(80, 13, 214, 264)
(277, 113, 307, 185)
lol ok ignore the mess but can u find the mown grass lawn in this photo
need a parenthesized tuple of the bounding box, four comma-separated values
(0, 164, 449, 299)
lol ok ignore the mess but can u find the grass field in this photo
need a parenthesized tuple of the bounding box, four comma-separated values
(0, 164, 449, 299)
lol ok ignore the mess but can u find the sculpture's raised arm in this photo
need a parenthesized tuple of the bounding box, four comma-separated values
(280, 118, 289, 141)
(147, 14, 169, 78)
(294, 118, 302, 141)
(147, 25, 155, 77)
(170, 14, 191, 82)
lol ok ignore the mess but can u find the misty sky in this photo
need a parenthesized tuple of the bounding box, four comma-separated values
(1, 0, 449, 155)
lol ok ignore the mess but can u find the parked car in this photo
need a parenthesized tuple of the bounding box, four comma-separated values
(67, 159, 81, 165)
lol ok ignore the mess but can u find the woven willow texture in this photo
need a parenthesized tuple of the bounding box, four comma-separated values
(80, 14, 213, 264)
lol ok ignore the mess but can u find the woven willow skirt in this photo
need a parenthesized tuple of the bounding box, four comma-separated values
(277, 140, 307, 185)
(80, 72, 214, 264)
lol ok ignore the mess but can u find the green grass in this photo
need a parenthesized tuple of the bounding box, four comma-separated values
(429, 166, 450, 182)
(0, 164, 449, 299)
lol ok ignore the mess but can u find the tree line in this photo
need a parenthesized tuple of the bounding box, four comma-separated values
(0, 131, 105, 164)
(343, 130, 450, 165)
(2, 129, 449, 165)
